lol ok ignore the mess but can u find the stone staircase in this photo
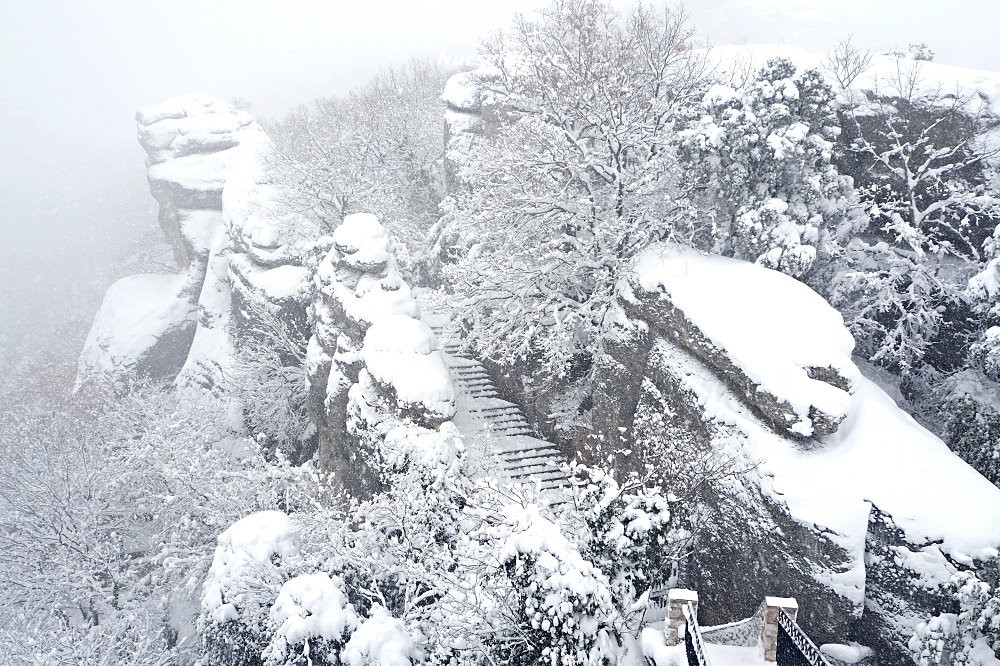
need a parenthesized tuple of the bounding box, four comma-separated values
(417, 292, 569, 493)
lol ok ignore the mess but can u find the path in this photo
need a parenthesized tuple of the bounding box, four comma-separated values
(417, 291, 569, 492)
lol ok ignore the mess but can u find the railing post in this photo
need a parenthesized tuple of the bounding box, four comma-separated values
(762, 596, 798, 662)
(665, 588, 699, 646)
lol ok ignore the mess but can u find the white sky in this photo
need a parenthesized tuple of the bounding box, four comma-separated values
(1, 0, 998, 359)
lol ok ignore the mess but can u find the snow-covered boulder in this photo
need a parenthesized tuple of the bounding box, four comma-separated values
(310, 213, 442, 493)
(611, 245, 1000, 657)
(361, 314, 456, 424)
(627, 246, 858, 438)
(76, 274, 197, 387)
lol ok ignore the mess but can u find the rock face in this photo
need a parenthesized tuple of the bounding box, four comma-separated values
(80, 96, 319, 460)
(309, 213, 454, 495)
(460, 245, 1000, 663)
(79, 97, 267, 388)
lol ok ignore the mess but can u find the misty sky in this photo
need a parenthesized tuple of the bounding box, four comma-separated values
(1, 0, 999, 364)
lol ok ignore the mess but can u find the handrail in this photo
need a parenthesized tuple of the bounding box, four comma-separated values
(683, 601, 712, 666)
(776, 608, 832, 666)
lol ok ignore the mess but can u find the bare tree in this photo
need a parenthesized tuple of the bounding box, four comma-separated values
(265, 60, 451, 263)
(822, 35, 873, 89)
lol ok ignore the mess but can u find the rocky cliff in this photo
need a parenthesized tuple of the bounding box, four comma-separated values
(79, 86, 1000, 664)
(79, 96, 270, 388)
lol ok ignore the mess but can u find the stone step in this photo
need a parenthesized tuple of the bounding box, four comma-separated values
(486, 420, 531, 432)
(469, 401, 519, 413)
(504, 457, 562, 473)
(484, 413, 529, 424)
(487, 418, 531, 428)
(510, 469, 570, 484)
(455, 376, 492, 385)
(498, 447, 563, 463)
(492, 428, 535, 438)
(454, 370, 489, 379)
(486, 414, 529, 425)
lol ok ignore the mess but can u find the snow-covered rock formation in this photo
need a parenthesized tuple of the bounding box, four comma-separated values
(78, 96, 268, 388)
(624, 246, 1000, 656)
(309, 213, 455, 494)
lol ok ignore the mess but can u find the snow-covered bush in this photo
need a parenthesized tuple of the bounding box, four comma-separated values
(199, 511, 301, 666)
(909, 558, 1000, 665)
(341, 605, 422, 666)
(678, 57, 857, 278)
(573, 467, 676, 625)
(263, 572, 359, 666)
(483, 502, 616, 666)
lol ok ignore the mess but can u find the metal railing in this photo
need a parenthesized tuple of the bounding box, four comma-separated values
(776, 608, 832, 666)
(683, 601, 712, 666)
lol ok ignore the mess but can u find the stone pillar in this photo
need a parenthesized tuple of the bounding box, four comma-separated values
(762, 596, 798, 662)
(664, 589, 699, 646)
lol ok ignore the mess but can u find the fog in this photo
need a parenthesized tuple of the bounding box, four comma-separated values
(1, 0, 997, 370)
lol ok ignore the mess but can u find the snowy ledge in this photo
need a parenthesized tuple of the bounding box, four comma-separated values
(627, 246, 859, 438)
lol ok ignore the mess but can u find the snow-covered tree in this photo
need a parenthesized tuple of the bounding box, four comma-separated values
(909, 558, 1000, 665)
(678, 57, 858, 278)
(266, 61, 449, 276)
(829, 68, 1000, 481)
(839, 82, 1000, 260)
(440, 0, 708, 377)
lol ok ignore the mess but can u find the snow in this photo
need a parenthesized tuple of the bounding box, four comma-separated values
(442, 71, 482, 112)
(267, 572, 359, 657)
(332, 213, 392, 269)
(177, 209, 224, 255)
(497, 503, 609, 604)
(709, 44, 1000, 119)
(380, 421, 465, 482)
(642, 626, 767, 666)
(820, 642, 874, 664)
(444, 108, 484, 135)
(702, 84, 742, 108)
(641, 627, 686, 666)
(668, 588, 699, 603)
(765, 596, 798, 609)
(201, 511, 299, 623)
(649, 290, 1000, 600)
(361, 314, 456, 418)
(633, 245, 858, 433)
(363, 313, 438, 356)
(136, 95, 240, 127)
(341, 604, 420, 666)
(970, 256, 1000, 300)
(176, 223, 234, 387)
(231, 254, 308, 301)
(77, 272, 196, 383)
(332, 273, 419, 327)
(137, 96, 258, 170)
(147, 148, 237, 193)
(704, 643, 767, 666)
